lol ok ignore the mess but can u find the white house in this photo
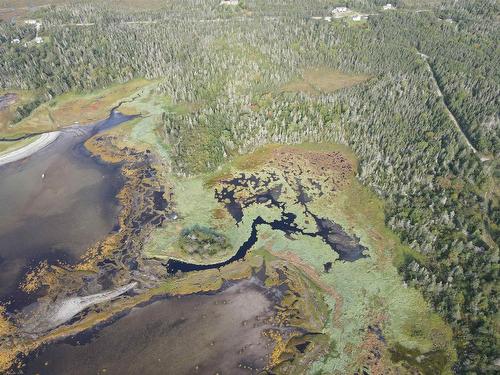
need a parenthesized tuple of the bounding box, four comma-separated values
(332, 7, 348, 14)
(383, 4, 395, 10)
(34, 36, 43, 44)
(11, 38, 20, 44)
(24, 19, 38, 25)
(352, 15, 362, 21)
(220, 0, 238, 5)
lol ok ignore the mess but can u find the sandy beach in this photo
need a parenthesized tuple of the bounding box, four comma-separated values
(0, 131, 61, 167)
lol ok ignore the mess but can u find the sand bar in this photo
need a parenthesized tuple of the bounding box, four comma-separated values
(0, 131, 61, 167)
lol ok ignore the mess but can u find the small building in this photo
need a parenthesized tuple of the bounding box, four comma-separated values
(324, 16, 332, 22)
(24, 19, 38, 25)
(352, 15, 362, 21)
(11, 38, 20, 44)
(220, 0, 238, 5)
(34, 36, 43, 44)
(332, 7, 348, 14)
(383, 4, 395, 10)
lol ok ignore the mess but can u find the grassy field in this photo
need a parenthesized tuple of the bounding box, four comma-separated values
(281, 68, 370, 95)
(0, 78, 151, 139)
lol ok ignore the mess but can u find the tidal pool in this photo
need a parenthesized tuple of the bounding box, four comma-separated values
(22, 279, 277, 375)
(0, 112, 133, 309)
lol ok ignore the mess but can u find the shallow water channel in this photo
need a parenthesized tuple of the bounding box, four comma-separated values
(0, 112, 133, 309)
(22, 278, 277, 375)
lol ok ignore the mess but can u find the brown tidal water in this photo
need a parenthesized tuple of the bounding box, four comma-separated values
(0, 113, 132, 308)
(23, 279, 277, 375)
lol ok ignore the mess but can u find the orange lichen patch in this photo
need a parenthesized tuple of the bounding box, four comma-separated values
(0, 348, 17, 374)
(19, 261, 69, 294)
(161, 269, 224, 295)
(0, 306, 16, 372)
(0, 306, 13, 336)
(266, 329, 288, 367)
(84, 135, 127, 164)
(19, 261, 49, 293)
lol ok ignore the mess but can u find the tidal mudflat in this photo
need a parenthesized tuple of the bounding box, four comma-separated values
(22, 279, 277, 375)
(0, 112, 132, 308)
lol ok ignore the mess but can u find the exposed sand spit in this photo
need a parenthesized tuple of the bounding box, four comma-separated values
(19, 282, 137, 334)
(0, 131, 60, 167)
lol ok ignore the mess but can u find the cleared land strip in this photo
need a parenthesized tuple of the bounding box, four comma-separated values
(417, 51, 488, 159)
(0, 131, 60, 166)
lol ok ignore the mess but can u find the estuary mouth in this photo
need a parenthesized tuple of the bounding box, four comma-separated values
(0, 112, 134, 309)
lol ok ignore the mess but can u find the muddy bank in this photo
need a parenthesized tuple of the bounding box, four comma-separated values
(21, 279, 278, 375)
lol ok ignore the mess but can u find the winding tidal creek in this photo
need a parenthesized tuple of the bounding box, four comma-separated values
(0, 112, 134, 310)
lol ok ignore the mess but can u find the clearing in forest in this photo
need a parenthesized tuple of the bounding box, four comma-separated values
(281, 68, 370, 95)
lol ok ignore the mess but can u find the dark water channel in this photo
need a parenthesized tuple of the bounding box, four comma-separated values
(168, 173, 368, 273)
(0, 112, 134, 310)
